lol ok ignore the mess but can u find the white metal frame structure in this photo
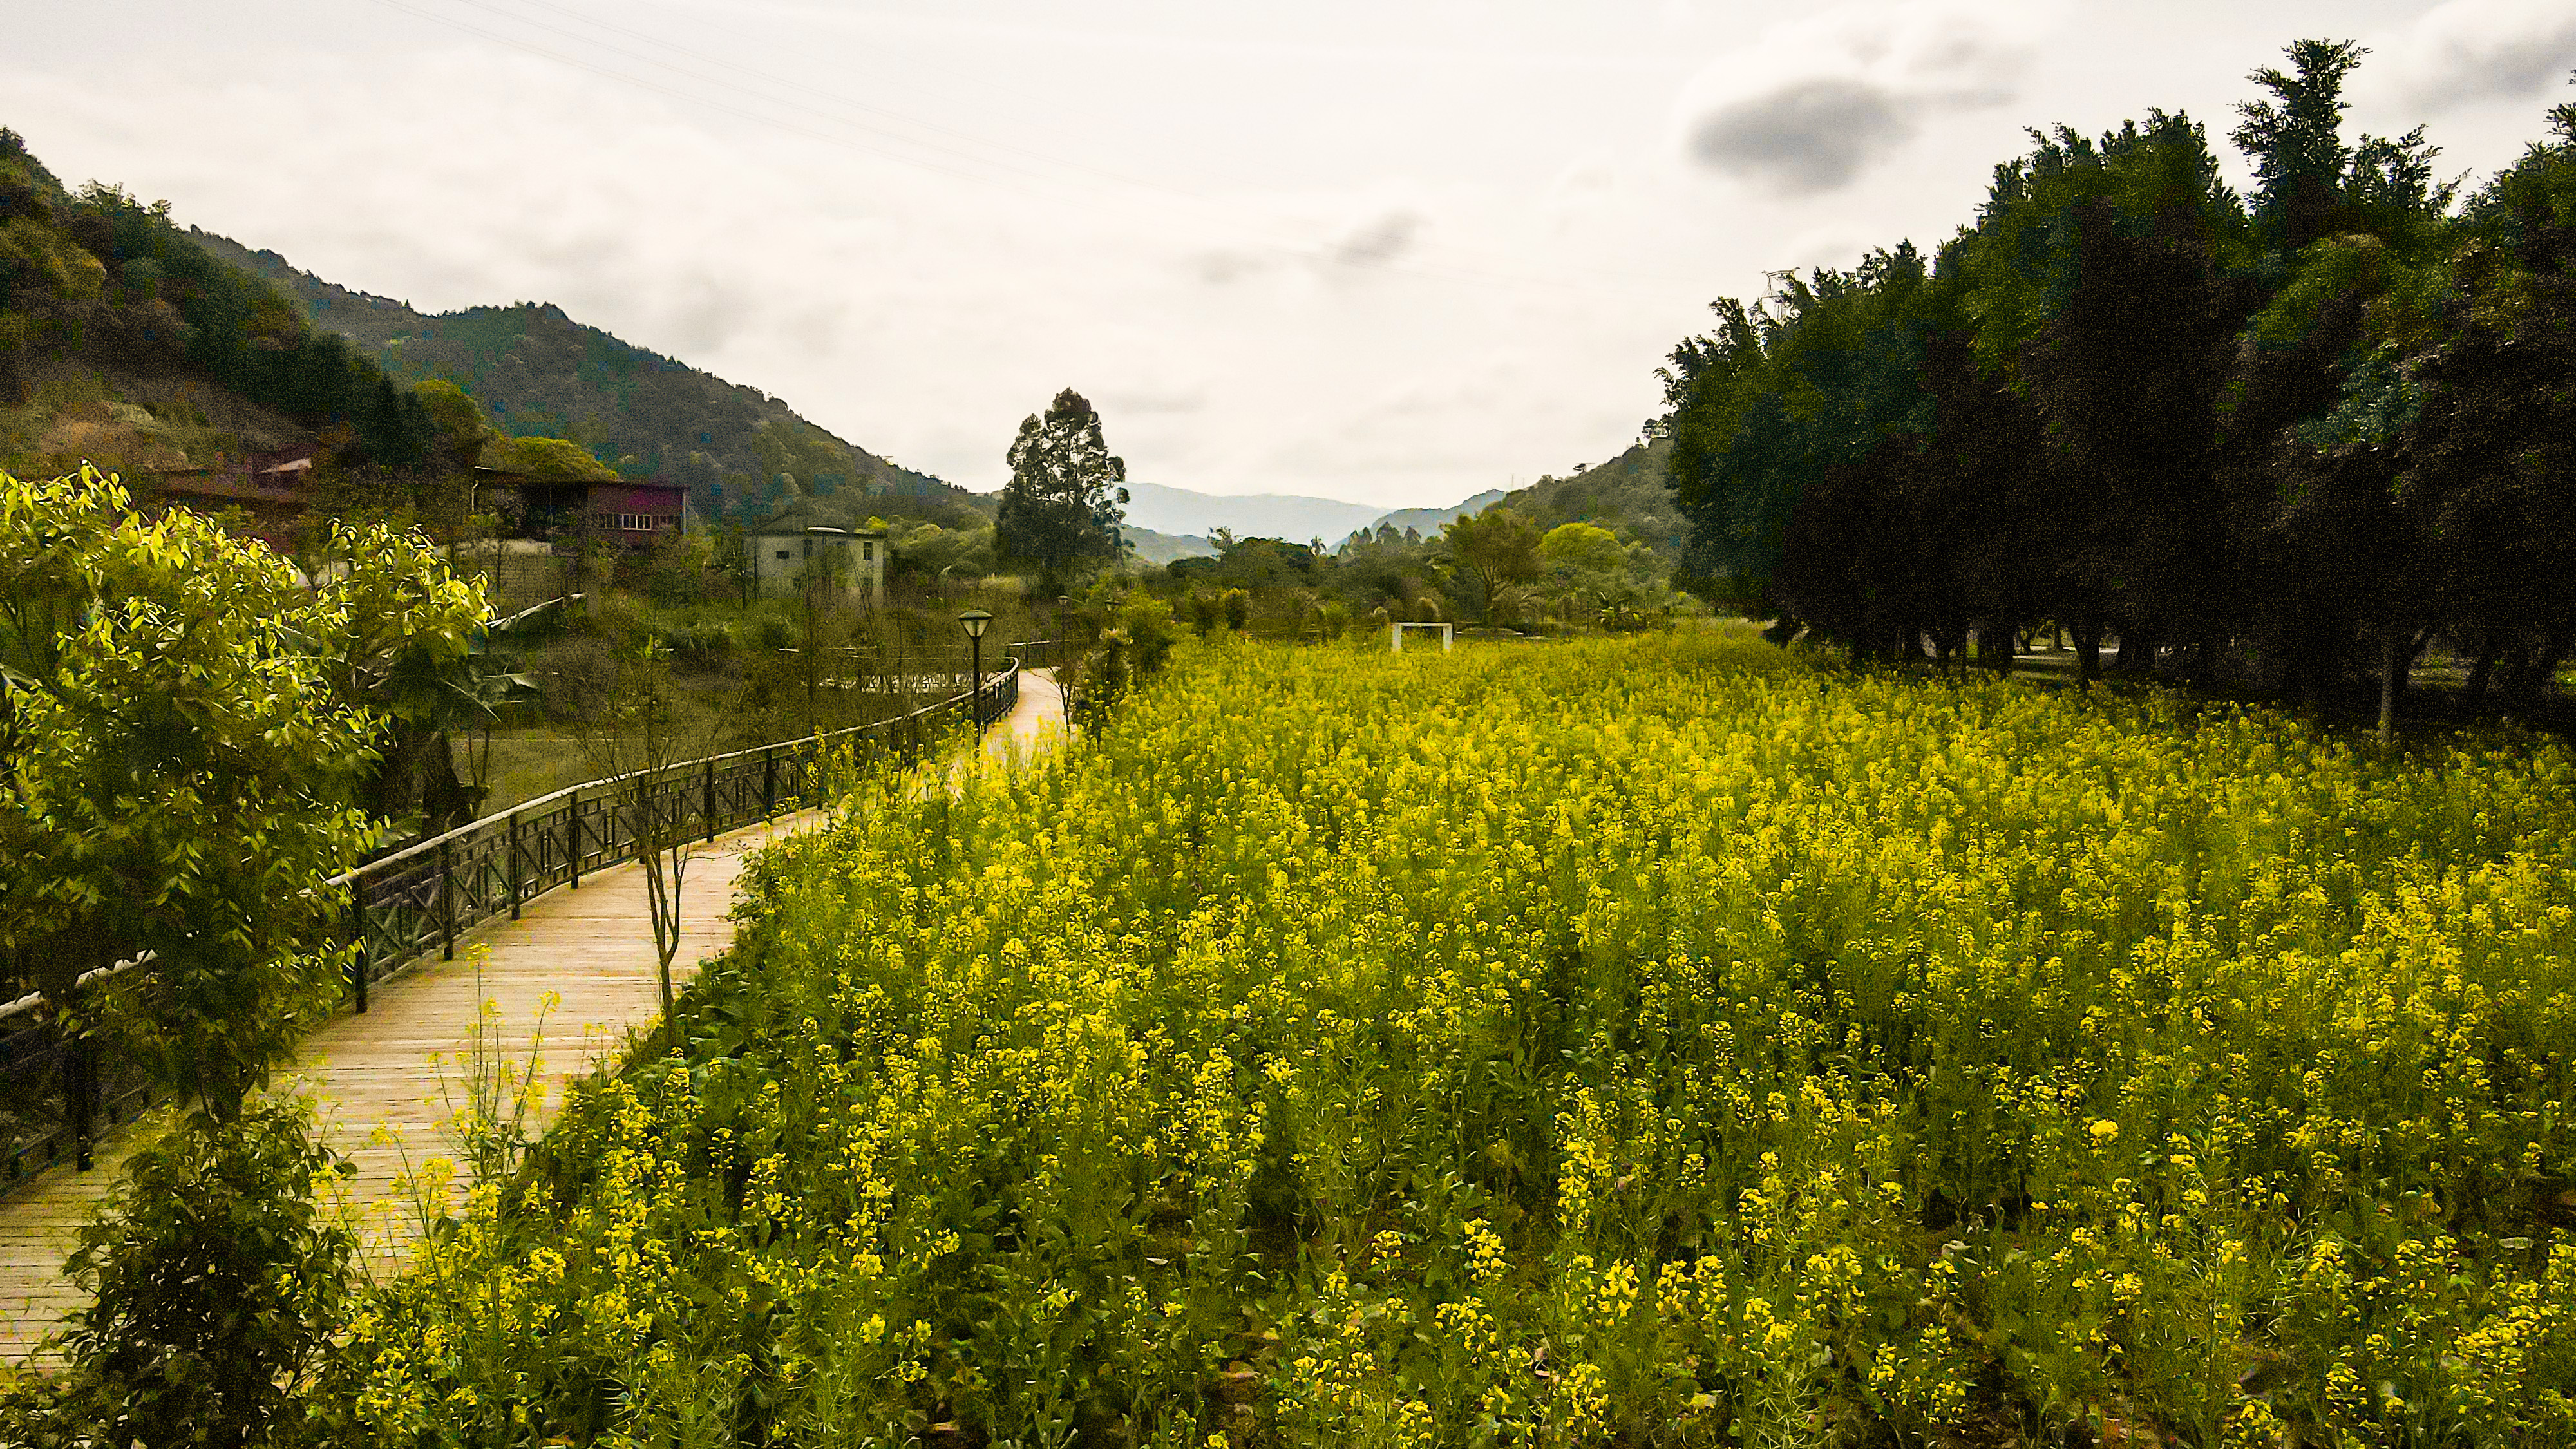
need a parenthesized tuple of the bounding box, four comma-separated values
(1390, 622, 1454, 652)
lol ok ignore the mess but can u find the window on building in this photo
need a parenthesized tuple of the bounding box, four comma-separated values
(617, 513, 649, 531)
(862, 541, 875, 561)
(775, 549, 791, 561)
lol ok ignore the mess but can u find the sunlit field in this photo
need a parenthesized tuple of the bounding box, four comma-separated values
(334, 630, 2576, 1446)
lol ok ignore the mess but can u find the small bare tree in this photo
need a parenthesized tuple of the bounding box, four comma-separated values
(558, 636, 728, 1019)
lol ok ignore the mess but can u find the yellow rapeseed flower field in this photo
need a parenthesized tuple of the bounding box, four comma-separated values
(324, 630, 2576, 1447)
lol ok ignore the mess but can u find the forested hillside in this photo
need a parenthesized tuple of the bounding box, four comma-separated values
(1660, 44, 2576, 723)
(1, 129, 428, 475)
(185, 229, 986, 529)
(1496, 439, 1685, 565)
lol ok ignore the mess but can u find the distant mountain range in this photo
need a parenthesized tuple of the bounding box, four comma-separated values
(1120, 522, 1217, 565)
(1357, 489, 1509, 541)
(1113, 482, 1517, 557)
(1115, 481, 1383, 544)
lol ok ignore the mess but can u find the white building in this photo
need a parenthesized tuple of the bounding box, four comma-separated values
(748, 516, 887, 603)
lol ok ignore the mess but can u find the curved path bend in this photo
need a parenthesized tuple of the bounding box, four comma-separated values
(0, 669, 1065, 1363)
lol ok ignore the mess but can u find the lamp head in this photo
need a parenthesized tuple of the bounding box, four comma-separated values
(957, 607, 993, 641)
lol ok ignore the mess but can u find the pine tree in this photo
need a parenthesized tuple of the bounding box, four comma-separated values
(994, 388, 1128, 594)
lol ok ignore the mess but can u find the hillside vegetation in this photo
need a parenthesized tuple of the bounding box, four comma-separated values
(329, 632, 2576, 1446)
(0, 352, 314, 481)
(1497, 439, 1685, 567)
(185, 230, 985, 529)
(0, 131, 430, 475)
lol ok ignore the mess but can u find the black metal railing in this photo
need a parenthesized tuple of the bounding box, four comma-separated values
(0, 1009, 156, 1193)
(1007, 639, 1066, 669)
(0, 657, 1027, 1197)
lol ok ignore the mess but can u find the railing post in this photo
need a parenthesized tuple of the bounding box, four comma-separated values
(352, 881, 370, 1014)
(705, 757, 718, 843)
(68, 1031, 93, 1173)
(567, 786, 582, 889)
(763, 748, 777, 819)
(439, 837, 457, 961)
(509, 810, 524, 920)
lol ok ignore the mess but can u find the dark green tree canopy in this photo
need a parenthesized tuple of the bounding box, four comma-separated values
(1658, 41, 2576, 722)
(994, 388, 1128, 592)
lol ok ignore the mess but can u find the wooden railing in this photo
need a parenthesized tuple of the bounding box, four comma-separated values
(0, 657, 1024, 1198)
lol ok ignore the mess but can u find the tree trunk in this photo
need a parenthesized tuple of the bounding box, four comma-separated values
(2073, 620, 2104, 690)
(2114, 627, 2156, 677)
(2188, 630, 2222, 692)
(2376, 629, 2410, 744)
(1977, 621, 2016, 676)
(2461, 629, 2503, 710)
(2503, 625, 2573, 712)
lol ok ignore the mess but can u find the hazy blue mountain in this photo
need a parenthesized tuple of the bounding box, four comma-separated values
(1366, 489, 1508, 536)
(1121, 522, 1217, 565)
(1119, 480, 1385, 544)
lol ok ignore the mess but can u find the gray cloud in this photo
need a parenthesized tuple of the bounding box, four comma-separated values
(1686, 77, 1918, 194)
(1190, 247, 1273, 285)
(2390, 1, 2576, 110)
(1332, 208, 1423, 266)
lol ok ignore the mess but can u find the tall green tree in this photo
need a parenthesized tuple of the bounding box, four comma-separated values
(994, 388, 1128, 594)
(2403, 91, 2576, 712)
(2233, 39, 2369, 254)
(1439, 507, 1542, 627)
(0, 467, 379, 1119)
(306, 518, 493, 829)
(1963, 112, 2253, 678)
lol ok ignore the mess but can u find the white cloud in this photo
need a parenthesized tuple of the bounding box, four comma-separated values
(2378, 0, 2576, 111)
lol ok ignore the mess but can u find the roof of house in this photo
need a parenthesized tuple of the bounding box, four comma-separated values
(748, 502, 884, 537)
(155, 475, 305, 506)
(480, 468, 688, 494)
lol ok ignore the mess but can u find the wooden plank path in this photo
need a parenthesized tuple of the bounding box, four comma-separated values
(0, 668, 1064, 1363)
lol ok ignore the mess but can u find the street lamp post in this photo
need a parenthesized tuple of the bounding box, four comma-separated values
(958, 608, 992, 732)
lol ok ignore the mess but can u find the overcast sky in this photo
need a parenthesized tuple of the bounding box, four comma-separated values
(8, 1, 2575, 507)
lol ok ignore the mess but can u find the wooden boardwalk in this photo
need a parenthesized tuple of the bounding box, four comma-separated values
(0, 669, 1064, 1363)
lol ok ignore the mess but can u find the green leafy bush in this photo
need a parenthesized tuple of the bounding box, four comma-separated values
(1, 1102, 354, 1449)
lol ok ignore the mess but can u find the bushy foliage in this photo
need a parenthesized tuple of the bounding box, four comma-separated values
(486, 433, 617, 482)
(0, 467, 378, 1113)
(321, 632, 2576, 1444)
(1064, 587, 1180, 727)
(1, 1102, 355, 1449)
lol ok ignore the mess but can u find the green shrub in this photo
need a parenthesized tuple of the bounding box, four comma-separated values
(1, 1102, 354, 1449)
